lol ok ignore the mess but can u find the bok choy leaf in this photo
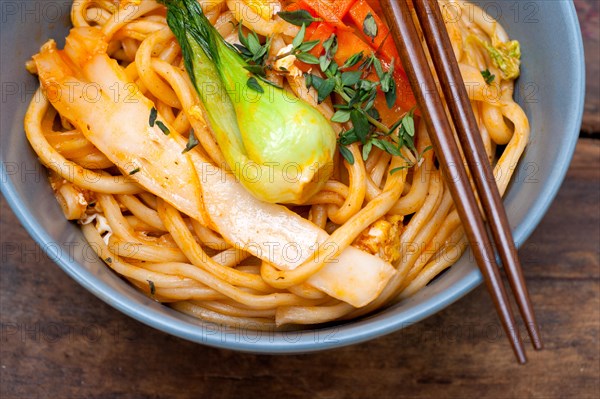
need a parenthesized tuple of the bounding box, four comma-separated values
(160, 0, 337, 204)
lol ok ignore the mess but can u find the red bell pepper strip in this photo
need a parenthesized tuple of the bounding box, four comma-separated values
(365, 66, 417, 120)
(373, 91, 405, 127)
(376, 58, 418, 113)
(291, 0, 417, 112)
(348, 0, 413, 105)
(348, 0, 389, 48)
(298, 0, 351, 30)
(307, 22, 336, 57)
(376, 35, 401, 66)
(284, 0, 319, 39)
(284, 1, 315, 15)
(333, 29, 374, 66)
(347, 0, 400, 65)
(392, 68, 418, 114)
(329, 0, 359, 19)
(364, 0, 384, 15)
(293, 22, 335, 72)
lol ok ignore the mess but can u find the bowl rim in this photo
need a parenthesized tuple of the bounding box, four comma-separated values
(0, 1, 585, 353)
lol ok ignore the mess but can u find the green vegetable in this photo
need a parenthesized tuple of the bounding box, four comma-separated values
(363, 13, 378, 42)
(147, 280, 156, 296)
(481, 69, 496, 84)
(246, 76, 264, 93)
(160, 0, 336, 204)
(304, 48, 420, 166)
(149, 107, 158, 127)
(472, 34, 521, 80)
(277, 10, 321, 26)
(235, 25, 271, 78)
(237, 23, 320, 79)
(338, 145, 355, 165)
(155, 120, 170, 135)
(182, 130, 199, 154)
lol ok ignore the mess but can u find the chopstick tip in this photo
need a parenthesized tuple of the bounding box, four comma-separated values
(514, 343, 527, 364)
(526, 322, 544, 350)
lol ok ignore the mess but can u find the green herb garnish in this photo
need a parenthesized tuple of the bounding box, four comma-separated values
(155, 120, 170, 135)
(246, 76, 264, 93)
(303, 46, 420, 165)
(147, 280, 156, 296)
(182, 129, 199, 154)
(236, 24, 271, 76)
(481, 69, 496, 84)
(277, 10, 321, 26)
(390, 146, 432, 175)
(235, 22, 321, 84)
(363, 13, 378, 42)
(149, 107, 158, 127)
(274, 23, 321, 66)
(129, 167, 140, 175)
(338, 145, 355, 165)
(341, 51, 365, 69)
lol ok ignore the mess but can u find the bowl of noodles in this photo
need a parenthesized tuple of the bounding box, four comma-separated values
(0, 0, 584, 353)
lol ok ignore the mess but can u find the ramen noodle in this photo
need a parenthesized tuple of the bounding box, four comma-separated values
(24, 0, 529, 329)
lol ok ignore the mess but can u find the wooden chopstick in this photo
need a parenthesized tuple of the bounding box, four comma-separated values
(380, 0, 539, 363)
(412, 0, 543, 352)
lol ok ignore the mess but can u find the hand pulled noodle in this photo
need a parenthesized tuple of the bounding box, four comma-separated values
(24, 0, 529, 329)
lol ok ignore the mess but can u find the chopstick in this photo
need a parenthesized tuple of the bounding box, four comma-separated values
(380, 0, 542, 363)
(411, 0, 544, 352)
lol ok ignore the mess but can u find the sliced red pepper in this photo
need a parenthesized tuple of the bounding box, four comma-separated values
(347, 0, 413, 109)
(333, 29, 374, 66)
(293, 22, 336, 72)
(348, 0, 389, 49)
(284, 1, 316, 15)
(373, 92, 405, 127)
(365, 67, 417, 122)
(284, 0, 319, 34)
(284, 1, 325, 72)
(377, 34, 401, 66)
(292, 0, 418, 113)
(329, 0, 359, 19)
(298, 0, 351, 30)
(307, 22, 336, 57)
(392, 68, 418, 114)
(364, 0, 384, 15)
(347, 0, 401, 65)
(337, 30, 417, 112)
(377, 56, 418, 113)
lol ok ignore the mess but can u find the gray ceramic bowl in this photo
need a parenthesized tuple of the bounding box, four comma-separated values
(0, 0, 585, 353)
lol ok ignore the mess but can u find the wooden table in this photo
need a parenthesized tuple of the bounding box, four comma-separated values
(1, 3, 598, 398)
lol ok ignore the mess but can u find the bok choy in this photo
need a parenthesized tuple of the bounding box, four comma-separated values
(160, 0, 337, 204)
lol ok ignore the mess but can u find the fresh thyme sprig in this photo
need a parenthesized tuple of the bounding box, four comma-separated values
(232, 23, 431, 171)
(234, 23, 320, 90)
(273, 24, 321, 65)
(302, 37, 426, 168)
(235, 24, 272, 78)
(277, 10, 321, 26)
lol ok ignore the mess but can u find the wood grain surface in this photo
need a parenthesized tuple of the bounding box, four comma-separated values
(1, 2, 599, 399)
(575, 0, 600, 134)
(1, 139, 597, 399)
